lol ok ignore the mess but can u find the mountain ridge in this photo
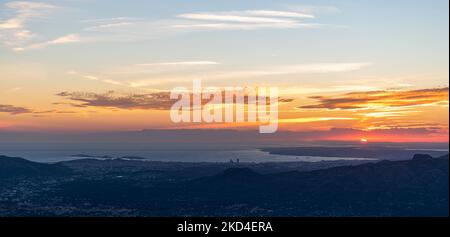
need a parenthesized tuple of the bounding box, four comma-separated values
(0, 155, 73, 178)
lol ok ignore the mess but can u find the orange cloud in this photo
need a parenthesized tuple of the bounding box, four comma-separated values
(56, 90, 294, 110)
(0, 104, 32, 115)
(299, 87, 449, 110)
(56, 91, 175, 110)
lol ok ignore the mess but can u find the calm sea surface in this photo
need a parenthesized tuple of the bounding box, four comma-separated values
(0, 144, 374, 163)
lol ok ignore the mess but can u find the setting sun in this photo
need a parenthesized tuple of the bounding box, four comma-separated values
(360, 138, 368, 143)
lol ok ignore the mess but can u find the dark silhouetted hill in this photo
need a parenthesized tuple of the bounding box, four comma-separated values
(5, 153, 447, 216)
(185, 154, 449, 216)
(0, 155, 72, 178)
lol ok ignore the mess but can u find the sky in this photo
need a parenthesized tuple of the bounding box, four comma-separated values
(0, 0, 449, 142)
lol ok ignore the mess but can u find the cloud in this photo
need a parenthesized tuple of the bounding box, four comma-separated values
(278, 117, 355, 123)
(14, 33, 82, 51)
(0, 104, 77, 116)
(174, 10, 320, 30)
(2, 4, 346, 51)
(83, 10, 319, 34)
(0, 1, 56, 49)
(209, 63, 371, 79)
(84, 22, 134, 31)
(78, 8, 332, 44)
(135, 61, 221, 67)
(66, 70, 125, 86)
(299, 87, 449, 110)
(0, 104, 32, 114)
(0, 1, 55, 29)
(359, 111, 419, 118)
(56, 90, 294, 110)
(287, 5, 341, 15)
(118, 61, 222, 75)
(0, 2, 92, 52)
(56, 91, 175, 110)
(242, 10, 314, 19)
(6, 6, 340, 50)
(64, 62, 369, 94)
(48, 34, 80, 44)
(171, 22, 319, 30)
(82, 17, 145, 32)
(365, 121, 448, 131)
(178, 13, 298, 24)
(124, 62, 370, 88)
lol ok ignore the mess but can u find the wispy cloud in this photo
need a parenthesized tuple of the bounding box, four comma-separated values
(67, 60, 222, 88)
(0, 104, 31, 115)
(299, 87, 449, 110)
(82, 9, 320, 34)
(4, 5, 341, 51)
(242, 10, 315, 18)
(0, 103, 77, 116)
(278, 117, 355, 124)
(66, 70, 124, 86)
(287, 5, 341, 15)
(0, 1, 55, 29)
(173, 10, 320, 30)
(48, 34, 80, 44)
(178, 13, 298, 24)
(135, 61, 222, 67)
(14, 33, 82, 51)
(0, 1, 56, 49)
(84, 22, 134, 31)
(218, 63, 370, 78)
(359, 110, 420, 118)
(84, 62, 370, 88)
(56, 90, 294, 110)
(82, 17, 144, 32)
(115, 61, 222, 75)
(118, 62, 370, 88)
(56, 91, 175, 110)
(171, 22, 319, 30)
(76, 8, 332, 45)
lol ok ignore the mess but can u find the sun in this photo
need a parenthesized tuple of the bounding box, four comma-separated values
(360, 138, 368, 143)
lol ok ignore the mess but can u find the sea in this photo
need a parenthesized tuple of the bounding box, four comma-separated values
(0, 144, 375, 163)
